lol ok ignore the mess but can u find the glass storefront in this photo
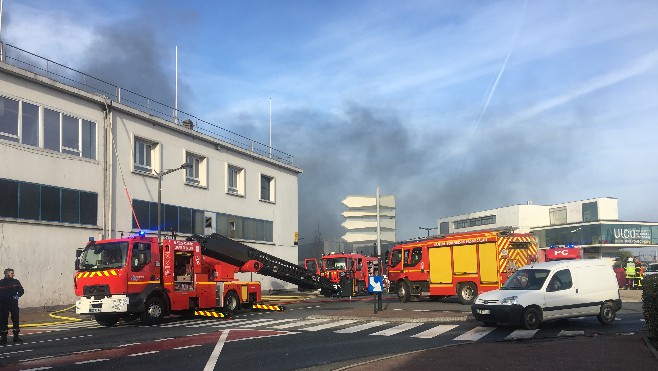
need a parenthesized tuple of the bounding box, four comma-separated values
(533, 223, 658, 248)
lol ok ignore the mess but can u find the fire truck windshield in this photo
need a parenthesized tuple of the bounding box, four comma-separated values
(324, 257, 347, 270)
(79, 242, 129, 270)
(501, 269, 550, 290)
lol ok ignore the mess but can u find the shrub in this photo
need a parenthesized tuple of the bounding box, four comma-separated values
(643, 274, 658, 337)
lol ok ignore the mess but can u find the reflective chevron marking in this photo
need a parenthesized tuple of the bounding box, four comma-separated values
(411, 324, 459, 339)
(505, 329, 539, 340)
(453, 326, 495, 341)
(370, 323, 424, 336)
(335, 321, 388, 334)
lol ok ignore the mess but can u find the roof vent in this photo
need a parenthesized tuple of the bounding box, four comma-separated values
(182, 119, 194, 130)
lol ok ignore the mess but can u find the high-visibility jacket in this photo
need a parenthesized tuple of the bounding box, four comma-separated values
(625, 263, 636, 277)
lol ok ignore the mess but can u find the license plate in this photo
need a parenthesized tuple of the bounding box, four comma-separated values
(89, 308, 102, 313)
(476, 309, 490, 315)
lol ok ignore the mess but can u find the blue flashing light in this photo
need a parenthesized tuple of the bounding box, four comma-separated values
(138, 230, 146, 237)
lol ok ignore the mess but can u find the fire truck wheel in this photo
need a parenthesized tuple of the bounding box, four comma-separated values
(457, 283, 477, 305)
(522, 307, 541, 330)
(597, 302, 616, 325)
(141, 297, 165, 325)
(224, 291, 241, 313)
(397, 281, 410, 303)
(94, 314, 119, 327)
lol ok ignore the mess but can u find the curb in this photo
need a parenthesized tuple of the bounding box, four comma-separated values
(21, 304, 82, 328)
(643, 337, 658, 361)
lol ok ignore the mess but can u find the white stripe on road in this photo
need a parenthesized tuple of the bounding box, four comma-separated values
(453, 327, 495, 341)
(411, 325, 458, 339)
(203, 329, 230, 371)
(239, 318, 299, 328)
(271, 319, 329, 329)
(505, 329, 539, 340)
(75, 359, 109, 364)
(128, 351, 159, 357)
(370, 323, 424, 336)
(301, 320, 358, 332)
(335, 321, 387, 334)
(173, 344, 203, 350)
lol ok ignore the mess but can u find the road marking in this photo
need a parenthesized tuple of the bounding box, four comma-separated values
(240, 318, 298, 328)
(411, 325, 458, 339)
(0, 349, 33, 359)
(335, 321, 388, 334)
(204, 330, 230, 371)
(558, 330, 584, 337)
(128, 351, 159, 357)
(505, 329, 539, 340)
(370, 323, 424, 336)
(453, 327, 495, 341)
(118, 342, 142, 347)
(301, 320, 358, 332)
(271, 319, 329, 329)
(173, 344, 203, 350)
(75, 359, 109, 364)
(22, 368, 52, 371)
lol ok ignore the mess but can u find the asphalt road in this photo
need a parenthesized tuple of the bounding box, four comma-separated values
(0, 292, 648, 370)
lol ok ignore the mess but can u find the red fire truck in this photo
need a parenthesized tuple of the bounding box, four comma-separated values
(388, 229, 538, 304)
(75, 233, 331, 326)
(305, 253, 381, 297)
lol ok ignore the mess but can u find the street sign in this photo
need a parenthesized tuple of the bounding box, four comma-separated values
(368, 276, 383, 293)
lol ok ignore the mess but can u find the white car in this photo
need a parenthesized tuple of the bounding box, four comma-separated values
(472, 259, 621, 329)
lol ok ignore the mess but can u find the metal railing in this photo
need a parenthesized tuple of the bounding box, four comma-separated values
(0, 43, 294, 165)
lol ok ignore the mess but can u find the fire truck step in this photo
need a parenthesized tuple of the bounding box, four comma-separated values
(194, 310, 229, 318)
(251, 304, 286, 312)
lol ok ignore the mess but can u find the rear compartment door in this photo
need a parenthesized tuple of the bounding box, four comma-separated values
(453, 244, 478, 277)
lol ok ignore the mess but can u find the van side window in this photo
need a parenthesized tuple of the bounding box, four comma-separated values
(547, 269, 573, 292)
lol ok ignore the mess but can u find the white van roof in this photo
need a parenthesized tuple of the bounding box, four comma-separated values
(522, 259, 612, 271)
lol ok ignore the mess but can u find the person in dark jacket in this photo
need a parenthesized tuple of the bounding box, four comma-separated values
(0, 268, 25, 345)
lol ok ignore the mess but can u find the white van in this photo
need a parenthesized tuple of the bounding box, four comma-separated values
(471, 259, 622, 329)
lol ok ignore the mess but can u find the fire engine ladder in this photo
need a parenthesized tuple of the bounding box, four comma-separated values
(190, 233, 333, 291)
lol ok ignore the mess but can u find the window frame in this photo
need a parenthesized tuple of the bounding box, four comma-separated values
(133, 136, 158, 175)
(227, 164, 244, 196)
(185, 151, 206, 187)
(260, 173, 275, 203)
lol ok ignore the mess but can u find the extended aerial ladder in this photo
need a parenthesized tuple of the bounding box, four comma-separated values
(190, 233, 333, 291)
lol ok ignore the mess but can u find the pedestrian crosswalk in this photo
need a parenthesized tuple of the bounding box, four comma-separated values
(32, 316, 599, 343)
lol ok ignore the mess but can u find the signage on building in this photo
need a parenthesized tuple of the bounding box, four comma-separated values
(613, 228, 651, 244)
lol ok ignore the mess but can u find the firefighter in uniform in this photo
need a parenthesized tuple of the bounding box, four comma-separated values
(635, 259, 644, 288)
(625, 257, 636, 289)
(0, 268, 25, 345)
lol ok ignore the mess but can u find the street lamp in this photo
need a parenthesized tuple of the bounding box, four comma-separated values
(419, 226, 437, 237)
(156, 163, 193, 243)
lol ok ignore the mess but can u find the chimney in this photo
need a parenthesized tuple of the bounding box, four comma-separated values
(182, 119, 194, 130)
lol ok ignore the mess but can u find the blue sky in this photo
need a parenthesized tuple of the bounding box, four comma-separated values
(4, 0, 658, 242)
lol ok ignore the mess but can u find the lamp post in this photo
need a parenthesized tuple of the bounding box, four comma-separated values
(156, 163, 192, 243)
(419, 226, 437, 237)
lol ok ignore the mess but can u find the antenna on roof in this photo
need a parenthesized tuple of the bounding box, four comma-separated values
(269, 97, 272, 158)
(174, 45, 178, 124)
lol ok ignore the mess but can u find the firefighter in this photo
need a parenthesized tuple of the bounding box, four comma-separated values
(0, 268, 25, 345)
(635, 259, 644, 288)
(625, 257, 636, 289)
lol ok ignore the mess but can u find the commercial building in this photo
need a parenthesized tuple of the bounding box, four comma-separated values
(437, 197, 658, 259)
(0, 45, 301, 307)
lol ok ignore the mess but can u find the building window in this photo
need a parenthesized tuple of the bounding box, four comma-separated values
(0, 96, 19, 142)
(0, 98, 96, 159)
(440, 222, 449, 235)
(549, 206, 567, 225)
(185, 152, 205, 186)
(453, 215, 496, 230)
(260, 174, 274, 202)
(582, 201, 598, 222)
(0, 178, 97, 225)
(227, 164, 244, 195)
(132, 199, 205, 235)
(134, 137, 156, 174)
(217, 213, 273, 242)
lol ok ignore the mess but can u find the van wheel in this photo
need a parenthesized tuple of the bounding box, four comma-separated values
(397, 281, 410, 303)
(522, 307, 541, 330)
(458, 283, 477, 305)
(597, 302, 616, 325)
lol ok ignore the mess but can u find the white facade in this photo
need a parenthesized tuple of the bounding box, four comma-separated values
(0, 60, 301, 306)
(437, 198, 619, 235)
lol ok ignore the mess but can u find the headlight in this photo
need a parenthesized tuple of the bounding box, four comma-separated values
(501, 296, 518, 305)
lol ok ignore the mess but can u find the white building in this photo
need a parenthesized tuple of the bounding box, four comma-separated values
(0, 47, 301, 307)
(437, 197, 658, 259)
